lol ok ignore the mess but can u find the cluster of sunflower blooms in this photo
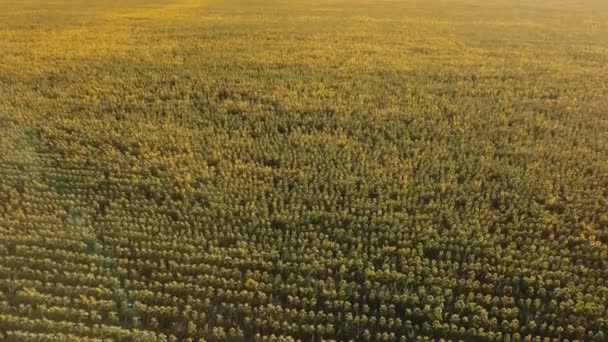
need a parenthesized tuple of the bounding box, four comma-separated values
(2, 0, 608, 340)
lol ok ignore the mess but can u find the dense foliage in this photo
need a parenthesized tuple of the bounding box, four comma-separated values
(1, 0, 608, 340)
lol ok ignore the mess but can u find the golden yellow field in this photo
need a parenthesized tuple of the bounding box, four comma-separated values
(1, 0, 608, 340)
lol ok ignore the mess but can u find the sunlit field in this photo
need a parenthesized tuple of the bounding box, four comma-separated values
(1, 0, 608, 340)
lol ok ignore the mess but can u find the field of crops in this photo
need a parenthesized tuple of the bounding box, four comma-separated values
(1, 0, 608, 340)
